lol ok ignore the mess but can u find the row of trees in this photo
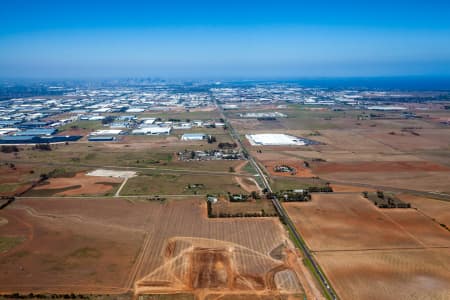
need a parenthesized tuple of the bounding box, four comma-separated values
(1, 145, 19, 153)
(1, 144, 53, 152)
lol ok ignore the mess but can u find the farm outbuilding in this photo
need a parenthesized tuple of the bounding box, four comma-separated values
(88, 136, 116, 142)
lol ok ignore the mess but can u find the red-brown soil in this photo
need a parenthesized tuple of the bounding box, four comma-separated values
(0, 199, 144, 294)
(397, 193, 450, 226)
(312, 161, 450, 173)
(32, 172, 122, 196)
(0, 198, 307, 299)
(284, 193, 450, 300)
(284, 193, 450, 251)
(317, 249, 450, 300)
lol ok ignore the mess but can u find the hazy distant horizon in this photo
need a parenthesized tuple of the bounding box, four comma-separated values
(1, 1, 450, 79)
(2, 76, 450, 91)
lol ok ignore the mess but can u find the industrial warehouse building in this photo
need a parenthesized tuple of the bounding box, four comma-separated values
(15, 128, 56, 136)
(181, 133, 206, 141)
(88, 136, 116, 142)
(246, 133, 307, 146)
(0, 135, 82, 144)
(90, 129, 123, 136)
(132, 126, 171, 135)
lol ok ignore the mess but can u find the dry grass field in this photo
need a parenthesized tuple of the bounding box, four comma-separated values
(284, 193, 450, 299)
(317, 171, 450, 193)
(0, 198, 307, 299)
(5, 136, 240, 174)
(121, 173, 247, 195)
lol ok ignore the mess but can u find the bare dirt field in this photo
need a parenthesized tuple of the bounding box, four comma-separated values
(233, 176, 261, 193)
(397, 193, 450, 226)
(121, 173, 247, 195)
(312, 161, 450, 173)
(316, 249, 450, 300)
(284, 193, 450, 251)
(361, 128, 450, 151)
(28, 172, 123, 196)
(317, 171, 450, 193)
(233, 161, 261, 193)
(0, 198, 145, 294)
(284, 193, 450, 300)
(0, 198, 309, 299)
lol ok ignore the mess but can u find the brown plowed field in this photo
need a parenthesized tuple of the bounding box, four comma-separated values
(284, 193, 450, 300)
(316, 170, 450, 193)
(317, 249, 450, 300)
(312, 161, 450, 173)
(0, 198, 307, 299)
(30, 172, 122, 196)
(397, 193, 450, 226)
(285, 193, 450, 251)
(0, 200, 144, 294)
(285, 194, 426, 251)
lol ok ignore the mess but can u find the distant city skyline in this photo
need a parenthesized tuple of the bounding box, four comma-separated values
(1, 0, 450, 79)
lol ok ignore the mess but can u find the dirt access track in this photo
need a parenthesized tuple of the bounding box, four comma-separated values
(0, 198, 314, 300)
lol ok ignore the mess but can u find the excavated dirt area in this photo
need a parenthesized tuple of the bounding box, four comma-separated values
(317, 249, 450, 300)
(30, 172, 123, 196)
(190, 248, 231, 289)
(397, 193, 450, 226)
(136, 237, 305, 299)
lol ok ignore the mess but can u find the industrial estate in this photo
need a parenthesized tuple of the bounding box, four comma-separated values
(0, 80, 450, 300)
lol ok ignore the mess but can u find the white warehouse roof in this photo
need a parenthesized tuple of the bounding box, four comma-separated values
(246, 134, 306, 146)
(90, 129, 123, 136)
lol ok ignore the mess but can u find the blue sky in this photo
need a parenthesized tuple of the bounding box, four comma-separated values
(1, 0, 450, 79)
